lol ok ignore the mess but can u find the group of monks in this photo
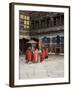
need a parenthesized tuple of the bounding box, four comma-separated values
(25, 47, 48, 63)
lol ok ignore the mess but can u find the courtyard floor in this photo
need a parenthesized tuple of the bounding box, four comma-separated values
(19, 54, 64, 79)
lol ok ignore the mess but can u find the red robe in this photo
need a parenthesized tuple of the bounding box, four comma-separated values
(45, 48, 48, 58)
(26, 50, 33, 62)
(40, 50, 45, 62)
(33, 50, 38, 63)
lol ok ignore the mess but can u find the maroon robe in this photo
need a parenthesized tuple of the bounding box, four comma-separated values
(45, 48, 48, 58)
(26, 49, 33, 63)
(40, 50, 45, 62)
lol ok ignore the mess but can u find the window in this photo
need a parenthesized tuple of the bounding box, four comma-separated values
(56, 16, 60, 25)
(60, 37, 64, 44)
(27, 16, 30, 20)
(56, 35, 60, 44)
(23, 15, 27, 20)
(35, 20, 39, 29)
(23, 15, 30, 30)
(61, 15, 64, 25)
(31, 20, 34, 29)
(52, 37, 56, 43)
(20, 14, 24, 19)
(47, 18, 50, 27)
(20, 14, 30, 30)
(53, 17, 57, 26)
(47, 38, 50, 43)
(42, 37, 49, 43)
(41, 19, 45, 28)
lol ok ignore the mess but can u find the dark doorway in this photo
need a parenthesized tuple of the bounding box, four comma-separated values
(19, 38, 29, 54)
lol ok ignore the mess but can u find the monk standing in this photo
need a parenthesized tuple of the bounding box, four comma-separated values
(40, 49, 45, 63)
(33, 47, 38, 63)
(45, 47, 48, 58)
(26, 47, 33, 63)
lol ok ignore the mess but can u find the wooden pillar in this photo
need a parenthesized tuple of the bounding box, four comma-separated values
(38, 38, 42, 50)
(60, 15, 62, 25)
(51, 17, 54, 27)
(50, 37, 52, 53)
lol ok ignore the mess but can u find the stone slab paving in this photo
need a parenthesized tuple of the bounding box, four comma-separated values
(19, 55, 64, 79)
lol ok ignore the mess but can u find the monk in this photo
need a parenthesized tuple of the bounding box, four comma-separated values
(26, 47, 33, 63)
(45, 48, 48, 58)
(33, 48, 38, 63)
(40, 49, 45, 63)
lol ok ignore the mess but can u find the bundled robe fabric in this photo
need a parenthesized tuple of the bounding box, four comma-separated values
(40, 50, 45, 62)
(33, 49, 38, 63)
(26, 49, 33, 63)
(45, 48, 48, 58)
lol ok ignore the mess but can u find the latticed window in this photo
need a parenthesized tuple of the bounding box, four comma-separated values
(20, 14, 30, 30)
(60, 37, 64, 44)
(52, 37, 56, 43)
(42, 37, 50, 43)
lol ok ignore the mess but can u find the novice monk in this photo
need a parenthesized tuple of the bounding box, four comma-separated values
(33, 47, 38, 63)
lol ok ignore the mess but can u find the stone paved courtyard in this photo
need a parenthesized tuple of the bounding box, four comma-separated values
(19, 54, 64, 79)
